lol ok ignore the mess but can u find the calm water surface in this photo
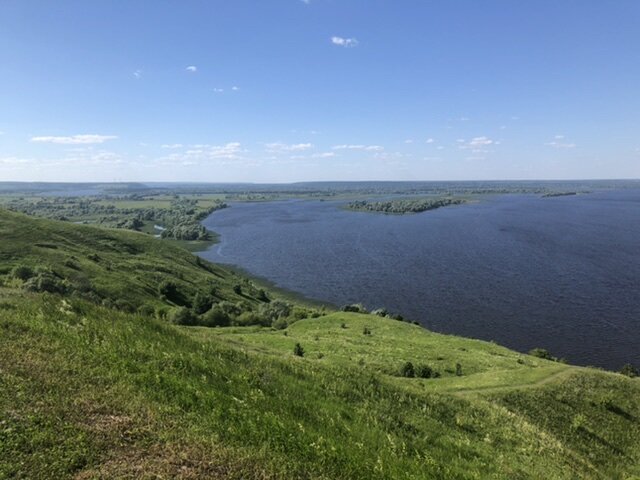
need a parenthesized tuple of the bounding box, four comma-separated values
(200, 190, 640, 369)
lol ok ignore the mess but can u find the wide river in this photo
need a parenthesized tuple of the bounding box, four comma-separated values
(200, 190, 640, 370)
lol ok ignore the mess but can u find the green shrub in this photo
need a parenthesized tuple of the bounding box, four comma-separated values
(415, 364, 433, 378)
(235, 311, 267, 327)
(342, 303, 367, 313)
(363, 326, 372, 335)
(169, 307, 198, 326)
(272, 317, 289, 330)
(257, 289, 269, 302)
(455, 363, 463, 376)
(400, 362, 415, 378)
(293, 343, 305, 357)
(259, 300, 291, 323)
(620, 363, 638, 378)
(202, 307, 231, 327)
(192, 292, 214, 315)
(23, 273, 65, 294)
(10, 265, 34, 281)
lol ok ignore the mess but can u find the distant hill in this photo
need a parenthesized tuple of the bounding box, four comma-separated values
(1, 208, 639, 479)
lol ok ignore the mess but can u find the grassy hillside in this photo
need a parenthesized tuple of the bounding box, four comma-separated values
(1, 210, 639, 479)
(0, 208, 291, 315)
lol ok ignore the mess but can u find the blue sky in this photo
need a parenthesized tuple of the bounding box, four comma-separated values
(1, 0, 639, 182)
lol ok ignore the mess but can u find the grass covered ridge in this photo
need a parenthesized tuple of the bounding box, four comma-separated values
(1, 210, 639, 478)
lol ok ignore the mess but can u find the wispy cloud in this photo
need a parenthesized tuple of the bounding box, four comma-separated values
(332, 144, 384, 152)
(426, 138, 435, 144)
(331, 36, 359, 48)
(231, 86, 240, 91)
(266, 142, 314, 153)
(186, 65, 198, 73)
(312, 152, 336, 158)
(213, 88, 224, 93)
(458, 136, 496, 153)
(31, 134, 118, 145)
(160, 142, 244, 166)
(133, 69, 142, 79)
(161, 143, 184, 149)
(545, 135, 576, 149)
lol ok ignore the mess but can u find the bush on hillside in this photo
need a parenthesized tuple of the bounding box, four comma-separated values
(400, 362, 415, 378)
(415, 364, 434, 379)
(341, 303, 367, 313)
(10, 264, 35, 281)
(23, 272, 66, 294)
(293, 343, 305, 357)
(170, 307, 198, 326)
(620, 363, 638, 378)
(192, 292, 215, 315)
(202, 306, 231, 327)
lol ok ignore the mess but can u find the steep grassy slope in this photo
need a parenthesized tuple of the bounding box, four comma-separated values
(0, 209, 265, 311)
(1, 210, 639, 479)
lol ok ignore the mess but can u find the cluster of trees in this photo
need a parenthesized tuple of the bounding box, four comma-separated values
(399, 361, 442, 378)
(168, 296, 318, 329)
(347, 197, 465, 214)
(528, 348, 567, 363)
(341, 303, 418, 325)
(5, 195, 226, 241)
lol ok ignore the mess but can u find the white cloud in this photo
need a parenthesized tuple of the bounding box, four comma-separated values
(161, 142, 244, 165)
(213, 88, 224, 93)
(426, 138, 435, 144)
(332, 144, 383, 152)
(458, 136, 495, 153)
(469, 136, 494, 147)
(404, 139, 414, 144)
(231, 86, 240, 91)
(266, 142, 314, 153)
(546, 140, 576, 149)
(331, 36, 359, 48)
(545, 135, 576, 149)
(161, 143, 184, 149)
(312, 152, 336, 158)
(31, 134, 118, 145)
(133, 69, 142, 79)
(186, 65, 198, 73)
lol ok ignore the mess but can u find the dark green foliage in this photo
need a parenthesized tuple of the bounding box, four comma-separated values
(342, 303, 367, 313)
(415, 364, 434, 378)
(235, 311, 269, 327)
(529, 348, 562, 362)
(10, 264, 34, 281)
(23, 272, 66, 294)
(257, 289, 269, 302)
(192, 292, 214, 315)
(455, 363, 463, 376)
(202, 306, 231, 327)
(169, 307, 198, 326)
(293, 342, 305, 357)
(620, 363, 638, 378)
(348, 197, 465, 214)
(258, 300, 291, 324)
(400, 361, 415, 378)
(363, 326, 372, 335)
(233, 284, 242, 295)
